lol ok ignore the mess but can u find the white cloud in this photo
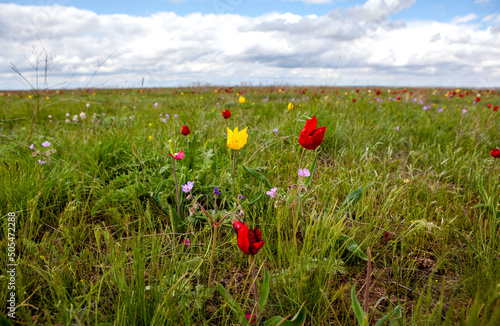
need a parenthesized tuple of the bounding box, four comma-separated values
(0, 1, 499, 89)
(345, 0, 416, 22)
(450, 13, 478, 24)
(483, 13, 500, 24)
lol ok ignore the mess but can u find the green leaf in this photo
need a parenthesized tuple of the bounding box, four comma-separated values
(249, 182, 264, 205)
(258, 270, 271, 313)
(472, 203, 500, 218)
(304, 152, 317, 186)
(168, 204, 186, 234)
(340, 183, 373, 212)
(242, 165, 272, 189)
(0, 313, 13, 326)
(338, 235, 368, 261)
(263, 302, 307, 326)
(217, 284, 248, 326)
(374, 306, 402, 326)
(351, 283, 365, 326)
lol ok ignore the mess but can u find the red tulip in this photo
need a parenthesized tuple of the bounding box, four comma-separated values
(491, 148, 500, 158)
(222, 109, 231, 119)
(487, 104, 492, 108)
(493, 106, 499, 112)
(476, 97, 481, 102)
(298, 116, 326, 150)
(181, 125, 190, 136)
(233, 221, 264, 256)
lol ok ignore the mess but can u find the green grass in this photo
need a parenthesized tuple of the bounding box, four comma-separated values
(1, 87, 500, 325)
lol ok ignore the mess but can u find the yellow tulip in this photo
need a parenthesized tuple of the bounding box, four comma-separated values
(239, 96, 246, 104)
(288, 102, 294, 110)
(227, 127, 248, 150)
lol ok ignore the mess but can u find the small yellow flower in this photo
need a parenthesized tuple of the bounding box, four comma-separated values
(227, 127, 248, 150)
(288, 102, 294, 110)
(28, 95, 32, 99)
(148, 135, 153, 140)
(215, 89, 218, 93)
(148, 123, 152, 127)
(239, 96, 246, 104)
(404, 178, 410, 183)
(46, 96, 49, 100)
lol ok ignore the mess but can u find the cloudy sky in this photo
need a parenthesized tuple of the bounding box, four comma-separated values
(0, 0, 499, 90)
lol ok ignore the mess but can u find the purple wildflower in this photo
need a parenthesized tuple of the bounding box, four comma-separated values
(298, 168, 311, 177)
(181, 181, 194, 193)
(266, 187, 277, 198)
(183, 238, 191, 249)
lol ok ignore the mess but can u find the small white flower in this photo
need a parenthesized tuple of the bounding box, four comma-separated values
(80, 112, 86, 119)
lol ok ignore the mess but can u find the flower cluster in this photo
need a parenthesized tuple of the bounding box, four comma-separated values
(30, 141, 56, 165)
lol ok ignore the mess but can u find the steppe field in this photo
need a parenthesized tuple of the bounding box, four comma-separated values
(1, 86, 500, 325)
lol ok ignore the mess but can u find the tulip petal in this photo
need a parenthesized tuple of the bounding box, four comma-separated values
(233, 220, 244, 233)
(236, 223, 251, 255)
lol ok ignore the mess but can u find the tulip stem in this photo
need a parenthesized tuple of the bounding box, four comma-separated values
(299, 146, 305, 170)
(232, 149, 237, 193)
(171, 156, 181, 218)
(208, 224, 218, 286)
(251, 256, 259, 317)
